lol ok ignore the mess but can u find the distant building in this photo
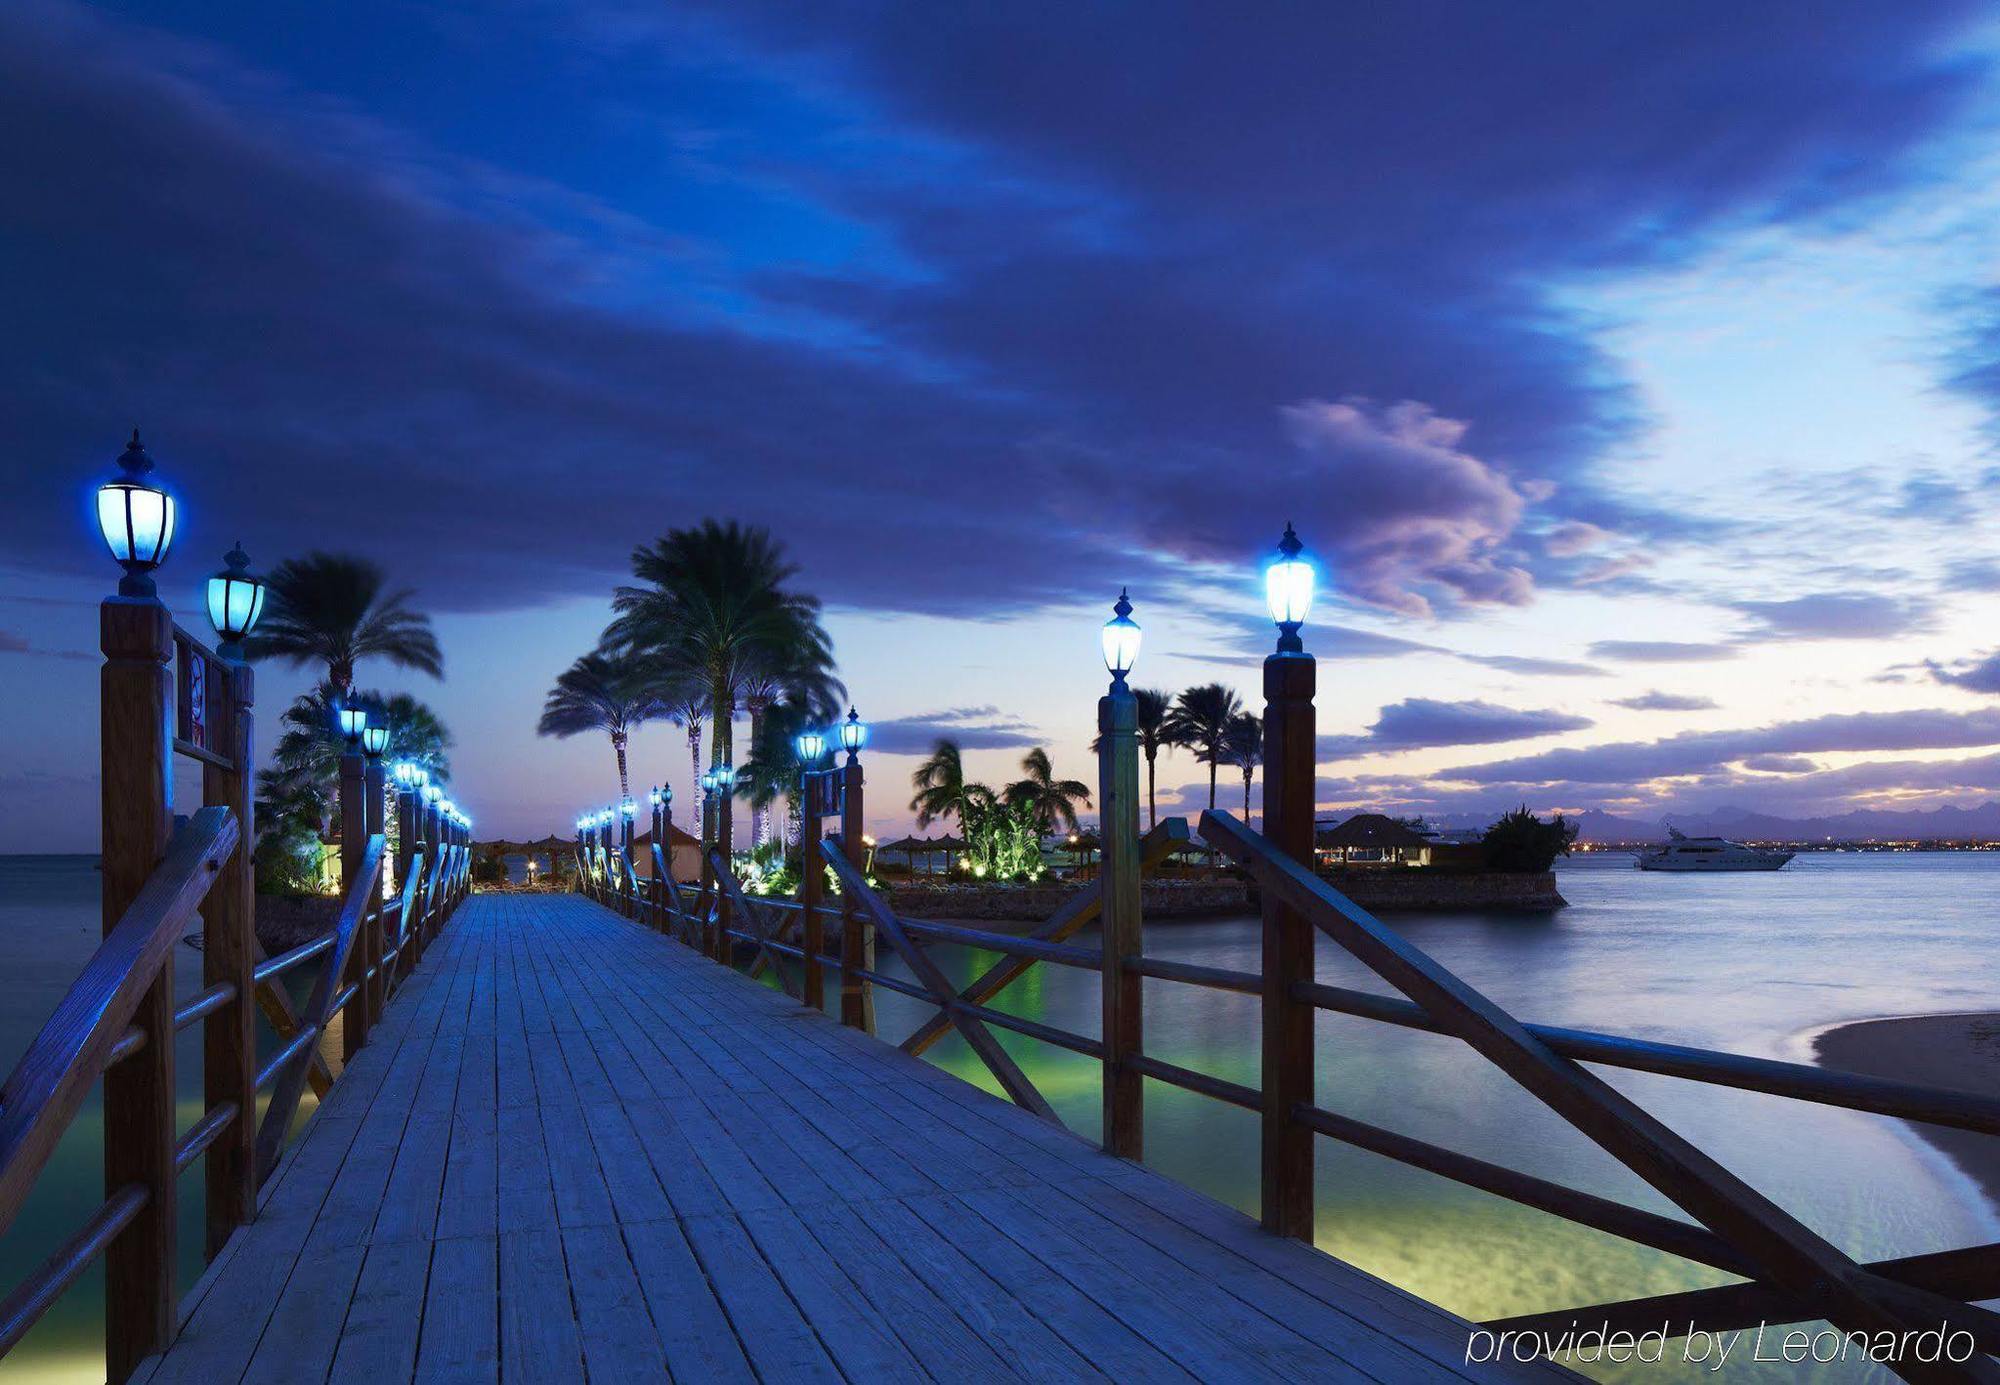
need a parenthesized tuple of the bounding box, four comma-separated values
(1315, 813, 1431, 867)
(630, 822, 704, 884)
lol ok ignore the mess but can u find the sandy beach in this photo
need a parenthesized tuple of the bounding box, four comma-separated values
(1814, 1012, 2000, 1212)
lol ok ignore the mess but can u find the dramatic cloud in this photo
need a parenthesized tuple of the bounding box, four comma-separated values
(1731, 593, 1937, 641)
(1588, 641, 1740, 664)
(863, 705, 1039, 754)
(1442, 707, 2000, 786)
(1320, 698, 1593, 758)
(3, 0, 1984, 625)
(1611, 691, 1718, 712)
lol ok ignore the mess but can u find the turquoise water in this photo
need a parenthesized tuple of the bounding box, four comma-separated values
(877, 852, 2000, 1383)
(4, 852, 1996, 1381)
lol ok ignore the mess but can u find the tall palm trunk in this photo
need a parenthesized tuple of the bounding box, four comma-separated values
(711, 676, 733, 856)
(686, 719, 702, 818)
(1145, 749, 1158, 830)
(1242, 766, 1253, 822)
(613, 730, 630, 802)
(747, 697, 768, 848)
(1208, 760, 1218, 810)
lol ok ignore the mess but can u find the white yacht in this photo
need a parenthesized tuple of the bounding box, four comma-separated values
(1636, 828, 1793, 871)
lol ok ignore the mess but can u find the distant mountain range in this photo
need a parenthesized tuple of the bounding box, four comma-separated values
(1415, 802, 2000, 843)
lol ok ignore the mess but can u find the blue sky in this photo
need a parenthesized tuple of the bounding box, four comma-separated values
(10, 1, 2000, 846)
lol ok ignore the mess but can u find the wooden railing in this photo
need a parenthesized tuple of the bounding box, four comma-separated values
(599, 799, 2000, 1379)
(0, 561, 473, 1382)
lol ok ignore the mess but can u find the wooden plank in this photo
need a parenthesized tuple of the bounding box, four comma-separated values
(238, 1243, 367, 1384)
(680, 1213, 844, 1383)
(860, 1197, 1103, 1383)
(620, 1217, 757, 1384)
(737, 1205, 925, 1381)
(416, 1235, 498, 1383)
(902, 1192, 1192, 1382)
(560, 1224, 667, 1380)
(796, 1200, 1016, 1378)
(959, 1185, 1297, 1383)
(496, 1228, 584, 1384)
(329, 1237, 433, 1380)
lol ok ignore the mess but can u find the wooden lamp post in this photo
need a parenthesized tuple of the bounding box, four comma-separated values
(837, 708, 872, 1031)
(1098, 589, 1144, 1158)
(200, 540, 264, 1263)
(794, 730, 829, 1008)
(1261, 523, 1318, 1241)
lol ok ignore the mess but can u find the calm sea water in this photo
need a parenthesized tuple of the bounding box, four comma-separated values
(3, 852, 1994, 1382)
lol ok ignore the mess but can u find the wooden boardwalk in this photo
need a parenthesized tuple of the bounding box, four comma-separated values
(134, 893, 1564, 1383)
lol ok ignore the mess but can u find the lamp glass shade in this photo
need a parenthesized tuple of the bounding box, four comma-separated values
(1101, 588, 1141, 679)
(794, 731, 825, 763)
(620, 799, 637, 819)
(839, 709, 867, 753)
(421, 785, 442, 804)
(1266, 558, 1314, 627)
(1265, 524, 1315, 629)
(648, 788, 662, 808)
(394, 761, 417, 786)
(362, 725, 390, 755)
(1101, 616, 1140, 676)
(205, 571, 265, 641)
(97, 481, 177, 570)
(337, 707, 368, 739)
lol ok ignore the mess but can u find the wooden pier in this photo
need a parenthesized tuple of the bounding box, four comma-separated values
(134, 891, 1557, 1383)
(9, 456, 2000, 1381)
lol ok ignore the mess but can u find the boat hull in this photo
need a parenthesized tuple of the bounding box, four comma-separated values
(1637, 853, 1793, 872)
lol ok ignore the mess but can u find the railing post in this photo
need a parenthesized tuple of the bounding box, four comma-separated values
(619, 803, 634, 917)
(1261, 634, 1317, 1240)
(340, 747, 371, 1062)
(800, 777, 825, 1010)
(203, 653, 258, 1257)
(840, 754, 872, 1031)
(363, 751, 387, 1016)
(713, 775, 734, 963)
(99, 595, 178, 1383)
(394, 779, 416, 975)
(1099, 673, 1143, 1160)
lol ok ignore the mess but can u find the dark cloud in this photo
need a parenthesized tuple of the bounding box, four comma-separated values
(1739, 754, 1817, 773)
(864, 705, 1039, 754)
(1441, 707, 2000, 786)
(1589, 641, 1740, 663)
(1928, 651, 2000, 694)
(1320, 698, 1592, 758)
(1731, 593, 1937, 641)
(0, 631, 27, 653)
(1611, 691, 1718, 712)
(2, 0, 1986, 626)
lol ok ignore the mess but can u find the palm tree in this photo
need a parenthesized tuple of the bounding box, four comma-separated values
(1004, 748, 1092, 836)
(1223, 713, 1263, 824)
(245, 552, 442, 696)
(737, 700, 816, 855)
(536, 650, 665, 801)
(1164, 683, 1244, 811)
(736, 647, 844, 849)
(606, 521, 842, 802)
(657, 685, 706, 812)
(257, 683, 452, 877)
(910, 739, 995, 841)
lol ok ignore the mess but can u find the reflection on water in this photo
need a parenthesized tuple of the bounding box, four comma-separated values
(0, 857, 326, 1384)
(4, 853, 1996, 1381)
(870, 852, 2000, 1383)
